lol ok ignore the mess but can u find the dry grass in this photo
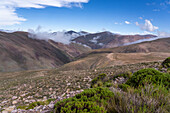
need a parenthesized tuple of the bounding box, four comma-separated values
(59, 52, 169, 70)
(0, 61, 161, 108)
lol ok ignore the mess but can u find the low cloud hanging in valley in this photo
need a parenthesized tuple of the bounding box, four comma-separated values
(28, 26, 80, 44)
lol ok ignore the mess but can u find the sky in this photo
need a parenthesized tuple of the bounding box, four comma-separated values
(0, 0, 170, 36)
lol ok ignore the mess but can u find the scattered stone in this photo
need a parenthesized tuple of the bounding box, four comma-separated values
(67, 83, 71, 86)
(12, 96, 17, 100)
(43, 96, 47, 100)
(3, 106, 15, 113)
(12, 100, 17, 105)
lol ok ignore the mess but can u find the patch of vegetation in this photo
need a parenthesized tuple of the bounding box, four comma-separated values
(118, 84, 130, 92)
(17, 99, 55, 110)
(91, 73, 107, 88)
(125, 68, 170, 88)
(54, 87, 114, 113)
(109, 84, 170, 113)
(113, 71, 132, 80)
(162, 57, 170, 68)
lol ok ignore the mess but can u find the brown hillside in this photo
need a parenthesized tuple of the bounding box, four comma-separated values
(0, 31, 90, 72)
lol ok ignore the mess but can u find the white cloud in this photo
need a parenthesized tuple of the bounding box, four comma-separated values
(136, 19, 159, 32)
(0, 0, 89, 26)
(157, 31, 170, 37)
(125, 21, 130, 24)
(28, 26, 81, 44)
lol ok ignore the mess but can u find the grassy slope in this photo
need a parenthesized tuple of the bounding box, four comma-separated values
(59, 52, 170, 71)
(0, 61, 161, 107)
(59, 37, 170, 71)
(0, 31, 90, 72)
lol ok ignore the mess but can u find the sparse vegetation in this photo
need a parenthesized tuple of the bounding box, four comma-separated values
(109, 84, 170, 113)
(113, 71, 132, 80)
(125, 68, 170, 88)
(91, 73, 107, 88)
(54, 87, 114, 113)
(17, 99, 55, 110)
(162, 57, 170, 68)
(1, 59, 170, 113)
(53, 62, 170, 113)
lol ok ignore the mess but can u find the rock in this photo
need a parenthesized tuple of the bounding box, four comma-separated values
(48, 103, 54, 109)
(12, 100, 17, 105)
(11, 109, 18, 113)
(2, 111, 8, 113)
(3, 106, 15, 113)
(12, 96, 17, 100)
(25, 100, 29, 103)
(66, 89, 70, 93)
(49, 88, 53, 91)
(21, 93, 26, 97)
(34, 105, 43, 111)
(43, 96, 47, 100)
(1, 101, 8, 104)
(67, 83, 71, 86)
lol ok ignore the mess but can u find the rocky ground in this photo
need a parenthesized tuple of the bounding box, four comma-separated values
(0, 61, 161, 113)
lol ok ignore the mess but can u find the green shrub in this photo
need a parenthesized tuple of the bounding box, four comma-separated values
(54, 87, 114, 113)
(27, 101, 46, 109)
(104, 82, 113, 87)
(118, 84, 130, 92)
(126, 68, 170, 88)
(17, 105, 27, 110)
(60, 101, 106, 113)
(109, 84, 170, 113)
(162, 57, 170, 68)
(17, 99, 54, 110)
(167, 68, 170, 74)
(92, 81, 103, 88)
(91, 73, 107, 88)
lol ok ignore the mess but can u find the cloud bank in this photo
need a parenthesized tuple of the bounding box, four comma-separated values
(0, 0, 89, 26)
(136, 19, 158, 32)
(28, 26, 80, 44)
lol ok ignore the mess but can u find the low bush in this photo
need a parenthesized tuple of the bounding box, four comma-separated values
(91, 73, 107, 88)
(125, 68, 170, 88)
(118, 84, 130, 92)
(162, 57, 170, 68)
(54, 87, 114, 113)
(59, 101, 106, 113)
(109, 84, 170, 113)
(17, 99, 55, 110)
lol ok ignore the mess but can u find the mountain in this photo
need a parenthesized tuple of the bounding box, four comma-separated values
(59, 37, 170, 70)
(100, 37, 170, 53)
(48, 40, 91, 58)
(72, 31, 157, 49)
(0, 31, 90, 72)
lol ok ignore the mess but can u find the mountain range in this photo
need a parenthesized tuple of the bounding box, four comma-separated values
(0, 30, 165, 72)
(72, 31, 156, 49)
(0, 31, 89, 72)
(59, 37, 170, 70)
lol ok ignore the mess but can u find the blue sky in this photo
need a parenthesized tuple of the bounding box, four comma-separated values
(0, 0, 170, 35)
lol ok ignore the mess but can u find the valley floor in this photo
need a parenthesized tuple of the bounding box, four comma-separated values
(0, 61, 161, 111)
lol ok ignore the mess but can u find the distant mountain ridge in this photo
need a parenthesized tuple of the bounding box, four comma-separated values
(59, 37, 170, 70)
(72, 31, 157, 49)
(0, 30, 159, 72)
